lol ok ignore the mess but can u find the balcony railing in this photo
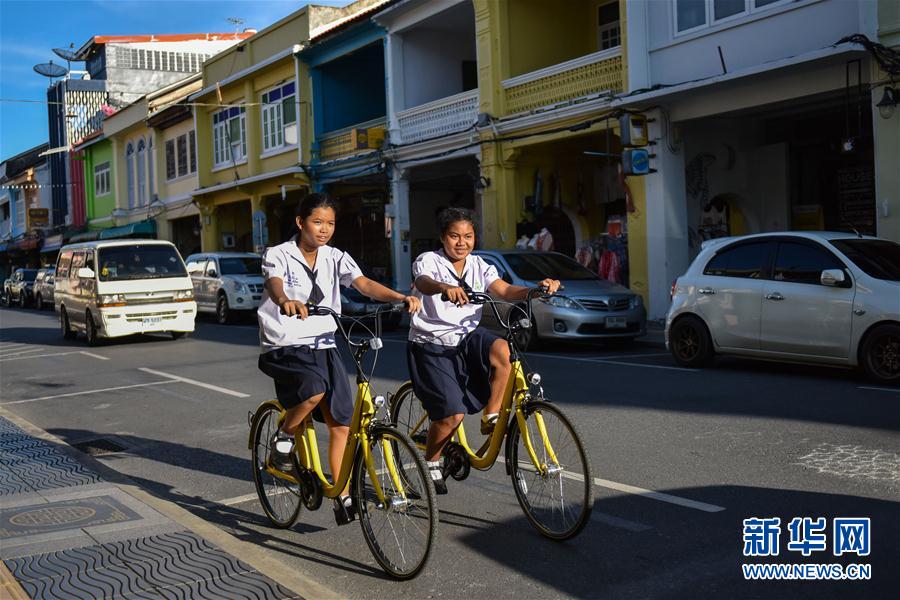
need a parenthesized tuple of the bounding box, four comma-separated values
(317, 117, 387, 162)
(502, 47, 623, 115)
(396, 89, 479, 145)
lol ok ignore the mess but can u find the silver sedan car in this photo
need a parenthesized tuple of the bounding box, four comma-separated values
(474, 250, 647, 349)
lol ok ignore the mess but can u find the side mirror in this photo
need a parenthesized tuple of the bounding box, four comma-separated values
(77, 267, 95, 279)
(208, 270, 218, 278)
(821, 269, 849, 288)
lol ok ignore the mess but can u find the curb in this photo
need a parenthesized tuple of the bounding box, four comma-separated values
(0, 406, 343, 600)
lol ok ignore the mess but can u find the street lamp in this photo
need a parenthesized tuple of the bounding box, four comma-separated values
(876, 86, 898, 119)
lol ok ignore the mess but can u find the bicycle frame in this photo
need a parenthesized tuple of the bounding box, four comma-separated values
(404, 290, 562, 476)
(254, 306, 409, 504)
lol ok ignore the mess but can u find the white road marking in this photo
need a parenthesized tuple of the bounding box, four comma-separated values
(2, 380, 177, 405)
(0, 347, 46, 357)
(0, 350, 110, 362)
(138, 367, 251, 398)
(859, 386, 900, 394)
(195, 493, 260, 509)
(590, 511, 654, 532)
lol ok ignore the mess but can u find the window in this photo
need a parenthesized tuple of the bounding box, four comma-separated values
(185, 258, 206, 275)
(94, 162, 111, 196)
(205, 259, 218, 277)
(97, 244, 188, 281)
(831, 239, 900, 282)
(148, 137, 154, 197)
(219, 257, 262, 275)
(675, 0, 786, 34)
(504, 253, 599, 281)
(480, 256, 512, 285)
(56, 251, 72, 278)
(597, 2, 621, 50)
(213, 106, 247, 166)
(703, 242, 768, 279)
(72, 252, 85, 270)
(676, 0, 707, 32)
(714, 0, 745, 20)
(261, 82, 297, 152)
(137, 139, 146, 207)
(164, 131, 197, 180)
(773, 242, 844, 285)
(126, 143, 135, 208)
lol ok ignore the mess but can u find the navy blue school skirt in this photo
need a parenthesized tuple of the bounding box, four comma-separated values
(258, 346, 353, 426)
(406, 328, 501, 421)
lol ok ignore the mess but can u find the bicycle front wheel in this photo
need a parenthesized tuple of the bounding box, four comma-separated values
(507, 400, 593, 540)
(250, 403, 302, 528)
(353, 425, 437, 580)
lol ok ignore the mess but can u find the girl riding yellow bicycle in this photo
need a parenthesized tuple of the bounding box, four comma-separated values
(406, 207, 559, 493)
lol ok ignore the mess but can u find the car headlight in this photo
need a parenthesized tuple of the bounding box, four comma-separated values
(631, 295, 643, 309)
(99, 293, 126, 307)
(231, 280, 249, 294)
(174, 289, 194, 300)
(541, 296, 581, 309)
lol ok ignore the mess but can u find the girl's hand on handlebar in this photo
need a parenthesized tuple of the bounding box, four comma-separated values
(279, 298, 309, 319)
(403, 296, 422, 313)
(441, 286, 469, 306)
(538, 278, 562, 295)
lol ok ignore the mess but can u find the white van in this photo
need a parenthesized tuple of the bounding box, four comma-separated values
(54, 239, 196, 345)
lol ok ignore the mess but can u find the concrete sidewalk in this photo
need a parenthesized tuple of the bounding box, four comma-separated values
(0, 410, 338, 600)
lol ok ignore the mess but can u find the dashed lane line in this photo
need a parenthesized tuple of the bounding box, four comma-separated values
(0, 350, 110, 362)
(138, 367, 251, 398)
(0, 347, 46, 357)
(1, 380, 177, 405)
(859, 386, 900, 394)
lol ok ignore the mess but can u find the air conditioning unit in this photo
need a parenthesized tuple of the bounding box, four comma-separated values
(222, 232, 235, 248)
(351, 126, 385, 150)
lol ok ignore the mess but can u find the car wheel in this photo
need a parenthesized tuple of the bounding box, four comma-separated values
(216, 294, 232, 324)
(1, 293, 8, 307)
(669, 315, 714, 368)
(861, 324, 900, 384)
(171, 331, 188, 340)
(19, 292, 27, 308)
(60, 307, 76, 340)
(85, 311, 101, 346)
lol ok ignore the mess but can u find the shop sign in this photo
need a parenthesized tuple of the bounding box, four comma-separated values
(28, 207, 50, 229)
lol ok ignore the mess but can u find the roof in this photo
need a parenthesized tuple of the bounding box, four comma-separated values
(61, 238, 176, 250)
(185, 251, 261, 259)
(0, 143, 50, 180)
(309, 0, 395, 41)
(75, 32, 255, 59)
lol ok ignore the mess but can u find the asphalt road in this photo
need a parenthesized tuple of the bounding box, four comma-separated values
(1, 305, 898, 599)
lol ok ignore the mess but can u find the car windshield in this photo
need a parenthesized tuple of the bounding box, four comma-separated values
(502, 253, 598, 281)
(97, 245, 188, 281)
(21, 270, 38, 281)
(830, 239, 900, 282)
(219, 257, 261, 275)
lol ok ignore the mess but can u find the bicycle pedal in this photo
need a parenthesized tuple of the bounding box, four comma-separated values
(333, 499, 356, 526)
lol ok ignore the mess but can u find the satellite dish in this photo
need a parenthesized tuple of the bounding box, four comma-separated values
(33, 61, 68, 78)
(53, 47, 79, 62)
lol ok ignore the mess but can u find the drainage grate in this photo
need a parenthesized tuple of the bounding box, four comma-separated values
(72, 438, 127, 456)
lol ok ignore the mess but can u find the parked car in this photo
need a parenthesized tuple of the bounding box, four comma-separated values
(340, 287, 403, 331)
(184, 252, 263, 324)
(5, 268, 38, 308)
(1, 276, 12, 306)
(55, 239, 196, 345)
(474, 249, 647, 349)
(34, 267, 56, 310)
(666, 231, 900, 383)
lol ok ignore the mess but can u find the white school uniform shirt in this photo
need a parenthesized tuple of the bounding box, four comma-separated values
(408, 250, 500, 347)
(258, 238, 363, 351)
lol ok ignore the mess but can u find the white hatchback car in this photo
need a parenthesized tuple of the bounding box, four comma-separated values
(666, 232, 900, 383)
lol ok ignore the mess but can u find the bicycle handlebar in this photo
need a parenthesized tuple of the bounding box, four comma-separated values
(438, 286, 568, 337)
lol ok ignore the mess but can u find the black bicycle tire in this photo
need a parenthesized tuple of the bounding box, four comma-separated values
(507, 401, 593, 540)
(250, 404, 302, 528)
(353, 425, 437, 580)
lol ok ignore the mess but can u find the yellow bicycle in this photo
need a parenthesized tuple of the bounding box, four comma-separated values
(391, 289, 593, 540)
(248, 303, 437, 579)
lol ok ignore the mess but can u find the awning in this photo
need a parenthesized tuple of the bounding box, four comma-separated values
(11, 237, 41, 251)
(41, 233, 64, 252)
(98, 220, 157, 240)
(68, 230, 101, 243)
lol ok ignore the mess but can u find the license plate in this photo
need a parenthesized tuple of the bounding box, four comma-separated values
(605, 316, 627, 329)
(142, 317, 162, 326)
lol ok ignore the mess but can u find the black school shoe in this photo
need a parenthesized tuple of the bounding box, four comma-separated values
(269, 431, 295, 472)
(333, 496, 356, 526)
(429, 466, 448, 495)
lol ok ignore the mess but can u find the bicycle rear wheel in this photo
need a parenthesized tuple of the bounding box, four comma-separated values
(507, 400, 593, 540)
(353, 425, 437, 580)
(390, 382, 430, 448)
(250, 403, 302, 528)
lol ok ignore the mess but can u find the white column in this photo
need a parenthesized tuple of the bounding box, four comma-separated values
(388, 168, 412, 291)
(384, 31, 405, 144)
(644, 108, 689, 321)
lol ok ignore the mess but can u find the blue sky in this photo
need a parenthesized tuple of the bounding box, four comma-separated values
(0, 0, 349, 160)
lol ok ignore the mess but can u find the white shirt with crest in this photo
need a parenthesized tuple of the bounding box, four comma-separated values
(408, 250, 500, 347)
(258, 238, 363, 350)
